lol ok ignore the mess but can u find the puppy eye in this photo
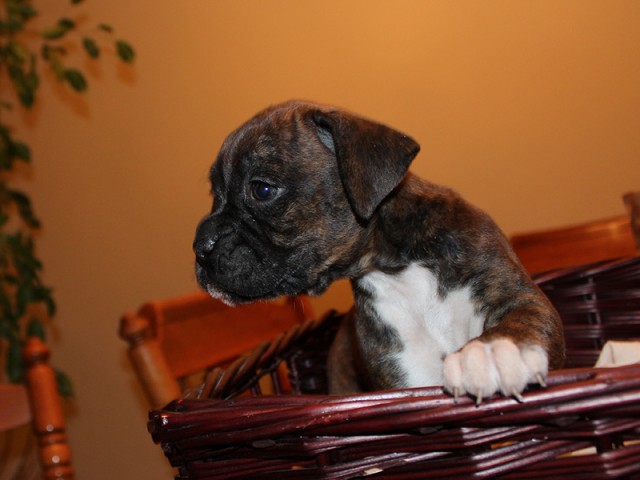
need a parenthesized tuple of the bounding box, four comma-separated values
(250, 180, 278, 201)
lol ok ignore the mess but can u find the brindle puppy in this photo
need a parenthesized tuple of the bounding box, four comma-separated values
(193, 100, 565, 403)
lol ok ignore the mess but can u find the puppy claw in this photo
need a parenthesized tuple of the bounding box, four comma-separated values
(444, 339, 550, 405)
(452, 387, 460, 404)
(512, 390, 525, 403)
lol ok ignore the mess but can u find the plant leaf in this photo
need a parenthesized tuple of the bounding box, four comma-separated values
(41, 25, 67, 40)
(41, 47, 66, 95)
(58, 18, 75, 30)
(40, 44, 66, 61)
(33, 285, 56, 317)
(8, 64, 36, 108)
(41, 18, 75, 40)
(82, 37, 100, 58)
(44, 294, 56, 317)
(56, 370, 74, 397)
(8, 41, 29, 63)
(115, 40, 135, 63)
(64, 69, 88, 92)
(7, 341, 24, 383)
(9, 189, 41, 228)
(12, 141, 31, 162)
(8, 2, 38, 21)
(27, 318, 46, 341)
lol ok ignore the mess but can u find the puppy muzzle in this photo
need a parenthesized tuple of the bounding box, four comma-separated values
(193, 215, 226, 269)
(193, 215, 291, 303)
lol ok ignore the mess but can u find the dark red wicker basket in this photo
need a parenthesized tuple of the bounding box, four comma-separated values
(149, 257, 640, 479)
(534, 257, 640, 368)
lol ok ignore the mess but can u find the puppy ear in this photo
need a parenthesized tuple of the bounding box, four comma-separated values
(311, 109, 420, 220)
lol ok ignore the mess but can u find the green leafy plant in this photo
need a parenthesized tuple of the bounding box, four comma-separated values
(0, 0, 134, 395)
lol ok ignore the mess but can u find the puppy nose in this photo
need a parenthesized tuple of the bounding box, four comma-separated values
(194, 216, 218, 265)
(194, 236, 216, 265)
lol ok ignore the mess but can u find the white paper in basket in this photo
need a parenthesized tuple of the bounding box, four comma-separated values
(594, 340, 640, 367)
(567, 340, 640, 457)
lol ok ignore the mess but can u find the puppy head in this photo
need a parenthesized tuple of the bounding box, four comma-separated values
(193, 100, 420, 304)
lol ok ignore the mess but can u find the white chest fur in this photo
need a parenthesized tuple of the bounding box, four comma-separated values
(359, 263, 486, 387)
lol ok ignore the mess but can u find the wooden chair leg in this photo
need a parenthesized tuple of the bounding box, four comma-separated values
(23, 338, 74, 480)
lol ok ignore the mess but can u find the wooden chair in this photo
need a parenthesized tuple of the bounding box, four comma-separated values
(119, 292, 314, 408)
(0, 337, 73, 480)
(510, 192, 640, 274)
(624, 191, 640, 249)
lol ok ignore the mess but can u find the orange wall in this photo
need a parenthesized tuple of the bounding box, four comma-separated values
(14, 1, 640, 478)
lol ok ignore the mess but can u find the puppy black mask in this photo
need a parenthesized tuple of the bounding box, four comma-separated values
(194, 100, 565, 402)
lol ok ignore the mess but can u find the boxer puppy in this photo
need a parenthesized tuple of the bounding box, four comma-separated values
(193, 100, 565, 403)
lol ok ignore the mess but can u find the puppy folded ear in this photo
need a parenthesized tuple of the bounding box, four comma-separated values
(311, 108, 420, 220)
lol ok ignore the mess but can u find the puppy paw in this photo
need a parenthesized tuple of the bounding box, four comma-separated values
(442, 338, 548, 405)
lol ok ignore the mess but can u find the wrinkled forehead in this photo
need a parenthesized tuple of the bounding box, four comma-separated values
(209, 105, 313, 186)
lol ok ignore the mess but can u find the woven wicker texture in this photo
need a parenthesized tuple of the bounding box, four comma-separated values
(150, 257, 640, 479)
(535, 257, 640, 368)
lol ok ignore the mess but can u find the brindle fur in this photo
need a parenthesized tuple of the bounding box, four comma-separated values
(194, 100, 565, 394)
